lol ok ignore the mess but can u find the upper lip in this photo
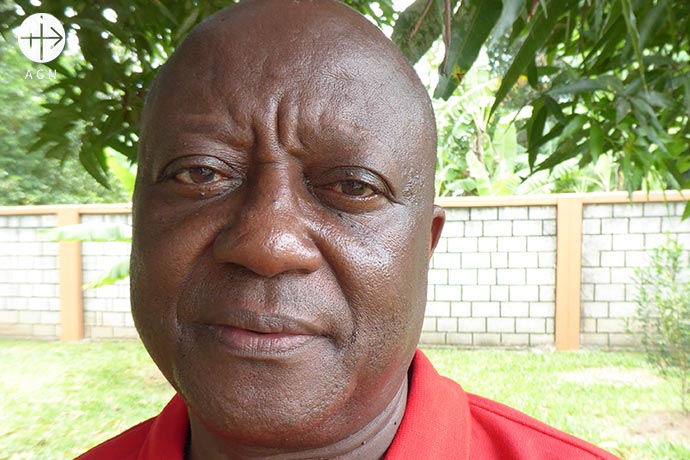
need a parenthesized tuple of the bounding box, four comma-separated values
(202, 310, 325, 336)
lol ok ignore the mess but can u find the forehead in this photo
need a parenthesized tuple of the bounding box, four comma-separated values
(147, 28, 429, 133)
(139, 2, 436, 193)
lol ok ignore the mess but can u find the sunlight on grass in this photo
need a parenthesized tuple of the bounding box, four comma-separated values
(0, 340, 174, 459)
(0, 341, 688, 459)
(425, 348, 690, 460)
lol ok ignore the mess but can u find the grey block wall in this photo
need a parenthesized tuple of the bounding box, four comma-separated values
(0, 214, 61, 338)
(0, 196, 688, 348)
(423, 206, 557, 347)
(580, 202, 690, 348)
(81, 214, 136, 339)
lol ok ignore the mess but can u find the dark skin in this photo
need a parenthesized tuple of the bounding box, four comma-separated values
(130, 0, 445, 459)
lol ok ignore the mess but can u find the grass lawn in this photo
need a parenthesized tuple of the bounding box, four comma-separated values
(0, 340, 688, 459)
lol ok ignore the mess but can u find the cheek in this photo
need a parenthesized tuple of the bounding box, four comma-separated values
(130, 194, 224, 382)
(319, 209, 430, 369)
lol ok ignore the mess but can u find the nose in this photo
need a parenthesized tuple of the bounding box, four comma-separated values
(212, 171, 322, 278)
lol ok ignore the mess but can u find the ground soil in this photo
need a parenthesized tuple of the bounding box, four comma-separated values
(628, 410, 690, 444)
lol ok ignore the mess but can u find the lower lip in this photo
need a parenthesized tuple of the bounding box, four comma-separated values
(210, 325, 317, 357)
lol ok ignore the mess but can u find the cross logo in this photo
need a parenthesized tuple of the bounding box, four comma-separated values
(17, 13, 65, 63)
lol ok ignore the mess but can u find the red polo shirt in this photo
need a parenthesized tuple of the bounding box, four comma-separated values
(77, 350, 619, 459)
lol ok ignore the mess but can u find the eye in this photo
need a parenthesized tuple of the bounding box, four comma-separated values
(329, 180, 377, 198)
(309, 166, 394, 214)
(174, 166, 220, 185)
(160, 155, 244, 197)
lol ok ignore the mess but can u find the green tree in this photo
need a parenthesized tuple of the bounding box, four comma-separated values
(396, 0, 689, 199)
(1, 0, 688, 200)
(0, 0, 394, 185)
(432, 47, 629, 196)
(0, 38, 129, 205)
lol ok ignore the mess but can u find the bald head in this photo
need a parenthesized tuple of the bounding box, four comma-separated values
(140, 0, 437, 201)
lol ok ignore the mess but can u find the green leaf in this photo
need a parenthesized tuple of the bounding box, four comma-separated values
(489, 0, 579, 118)
(174, 8, 200, 41)
(466, 150, 492, 195)
(620, 0, 646, 89)
(392, 0, 445, 65)
(548, 76, 615, 96)
(560, 114, 588, 142)
(638, 0, 668, 49)
(84, 257, 131, 289)
(492, 175, 521, 195)
(584, 1, 624, 69)
(39, 223, 132, 242)
(494, 124, 519, 163)
(631, 96, 664, 133)
(106, 149, 136, 197)
(532, 115, 588, 173)
(683, 202, 690, 221)
(79, 144, 110, 188)
(536, 135, 588, 172)
(446, 178, 476, 193)
(434, 0, 503, 99)
(590, 123, 604, 162)
(543, 95, 566, 123)
(526, 100, 547, 168)
(641, 91, 673, 109)
(526, 59, 538, 88)
(153, 1, 178, 25)
(615, 97, 632, 124)
(493, 0, 526, 39)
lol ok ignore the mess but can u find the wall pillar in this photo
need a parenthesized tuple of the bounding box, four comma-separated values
(554, 197, 584, 350)
(57, 208, 83, 341)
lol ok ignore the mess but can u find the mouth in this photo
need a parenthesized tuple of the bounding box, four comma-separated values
(202, 314, 325, 358)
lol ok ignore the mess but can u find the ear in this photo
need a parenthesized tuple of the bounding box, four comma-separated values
(427, 205, 445, 260)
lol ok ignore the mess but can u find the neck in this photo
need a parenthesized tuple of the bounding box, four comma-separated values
(187, 378, 408, 460)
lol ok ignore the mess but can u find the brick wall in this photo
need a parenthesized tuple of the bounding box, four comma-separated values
(0, 194, 688, 348)
(423, 206, 557, 347)
(580, 201, 690, 348)
(0, 214, 60, 338)
(81, 214, 136, 340)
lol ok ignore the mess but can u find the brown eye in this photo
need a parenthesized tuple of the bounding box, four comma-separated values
(333, 180, 375, 197)
(175, 167, 218, 184)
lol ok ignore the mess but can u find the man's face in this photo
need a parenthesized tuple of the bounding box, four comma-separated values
(130, 1, 443, 450)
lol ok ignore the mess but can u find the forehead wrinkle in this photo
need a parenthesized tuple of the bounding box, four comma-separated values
(277, 92, 304, 154)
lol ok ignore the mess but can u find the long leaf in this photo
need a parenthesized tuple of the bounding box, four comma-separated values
(489, 0, 578, 118)
(590, 123, 604, 163)
(548, 76, 616, 96)
(535, 135, 588, 172)
(466, 150, 492, 195)
(434, 0, 503, 99)
(493, 0, 526, 39)
(526, 98, 547, 168)
(620, 0, 646, 89)
(39, 224, 132, 242)
(584, 1, 624, 66)
(391, 0, 445, 65)
(106, 149, 136, 196)
(638, 0, 668, 49)
(84, 257, 131, 289)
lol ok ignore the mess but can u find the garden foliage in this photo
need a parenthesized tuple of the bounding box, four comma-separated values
(633, 236, 690, 412)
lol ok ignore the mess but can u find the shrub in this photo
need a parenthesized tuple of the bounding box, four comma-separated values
(633, 236, 690, 413)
